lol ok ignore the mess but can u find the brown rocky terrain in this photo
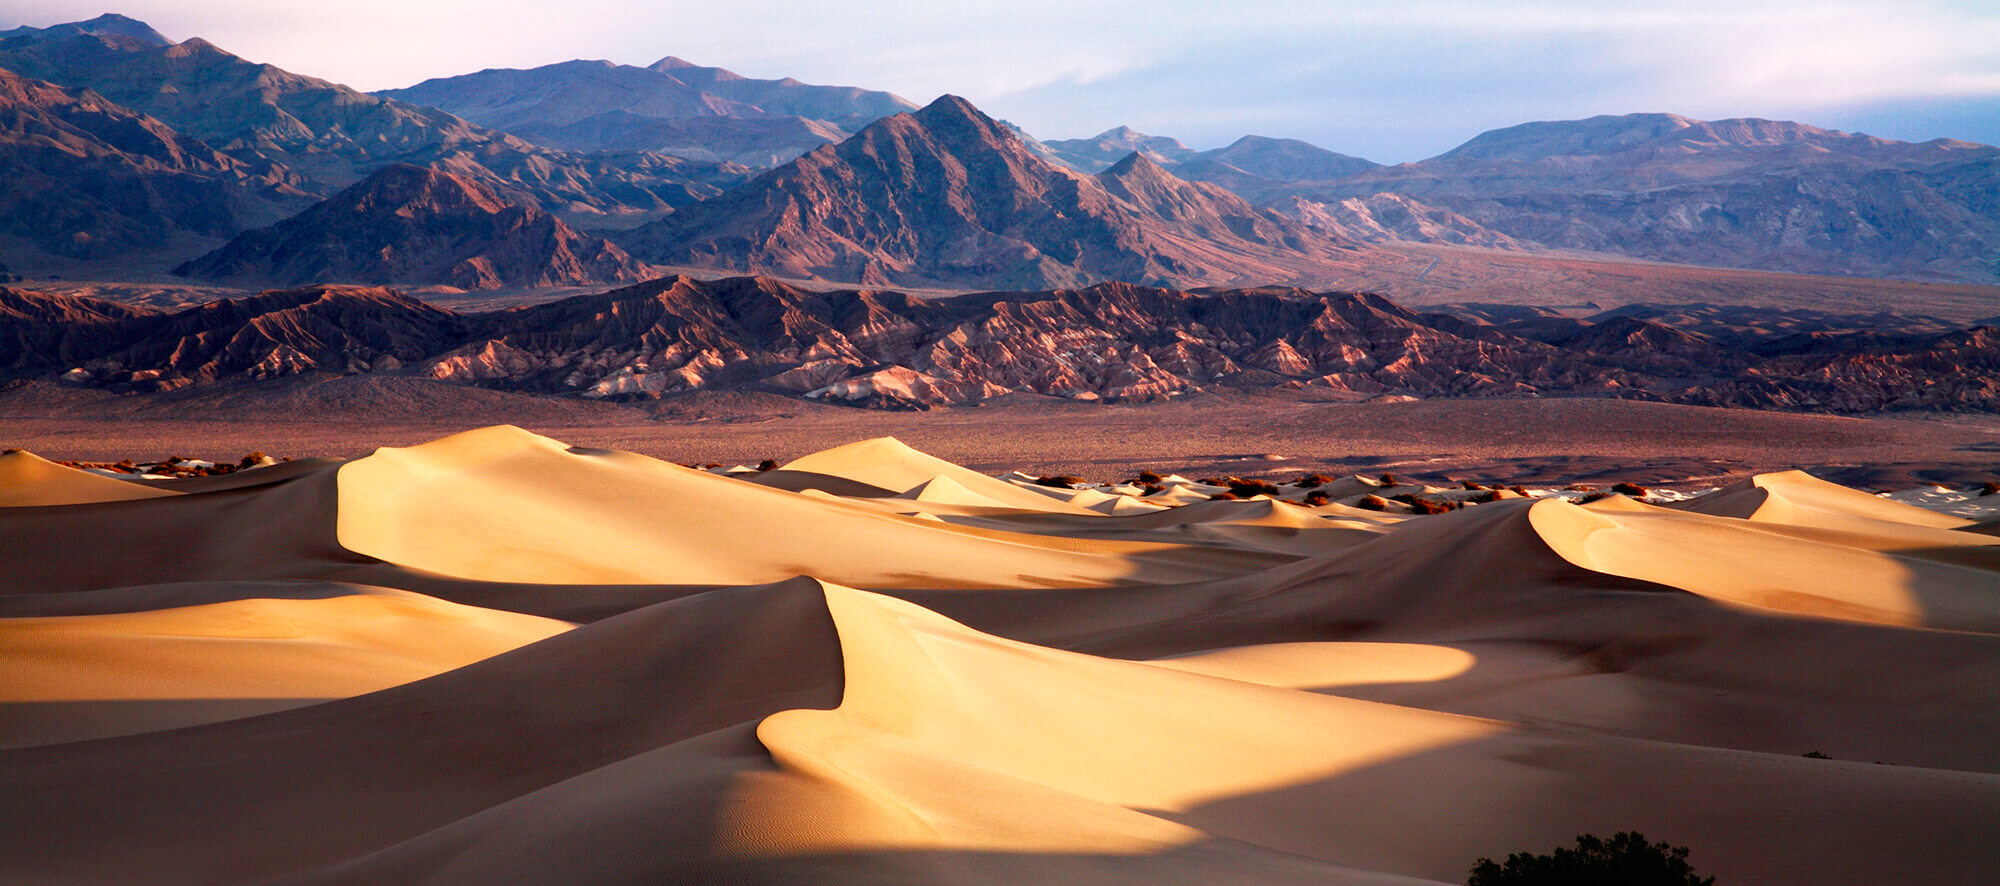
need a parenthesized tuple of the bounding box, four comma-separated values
(172, 165, 647, 290)
(6, 274, 1996, 415)
(26, 285, 461, 391)
(617, 95, 1367, 289)
(0, 286, 151, 374)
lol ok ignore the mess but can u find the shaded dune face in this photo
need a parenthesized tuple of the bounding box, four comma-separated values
(2, 426, 1999, 884)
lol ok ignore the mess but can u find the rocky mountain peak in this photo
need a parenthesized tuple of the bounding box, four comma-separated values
(0, 14, 170, 47)
(337, 164, 512, 217)
(173, 165, 648, 289)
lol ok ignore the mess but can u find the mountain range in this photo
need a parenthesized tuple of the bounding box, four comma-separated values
(173, 165, 646, 289)
(378, 56, 917, 167)
(0, 13, 1996, 293)
(616, 95, 1365, 289)
(7, 277, 1995, 413)
(0, 14, 749, 223)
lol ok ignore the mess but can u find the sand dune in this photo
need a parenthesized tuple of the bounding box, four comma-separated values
(0, 582, 570, 746)
(2, 427, 1998, 883)
(336, 426, 1280, 587)
(0, 448, 177, 506)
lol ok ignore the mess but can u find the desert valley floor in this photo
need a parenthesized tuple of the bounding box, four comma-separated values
(2, 414, 1999, 884)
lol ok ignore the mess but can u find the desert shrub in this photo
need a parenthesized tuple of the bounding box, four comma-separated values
(703, 462, 723, 469)
(1566, 483, 1598, 492)
(1294, 473, 1332, 488)
(1355, 494, 1390, 511)
(1460, 479, 1489, 490)
(1410, 498, 1459, 515)
(1139, 484, 1164, 496)
(1471, 490, 1501, 504)
(756, 458, 780, 472)
(1982, 481, 2000, 497)
(1035, 475, 1085, 489)
(1611, 482, 1650, 497)
(1575, 491, 1613, 504)
(1303, 490, 1331, 506)
(1803, 750, 1830, 759)
(1136, 470, 1163, 484)
(1379, 473, 1402, 486)
(1468, 832, 1714, 886)
(1209, 492, 1240, 501)
(1198, 476, 1225, 487)
(1509, 485, 1529, 496)
(1228, 479, 1282, 498)
(238, 452, 268, 468)
(1389, 493, 1418, 504)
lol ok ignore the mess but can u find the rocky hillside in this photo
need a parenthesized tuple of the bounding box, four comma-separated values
(173, 165, 649, 289)
(9, 275, 1997, 413)
(617, 95, 1365, 289)
(0, 65, 310, 261)
(1301, 113, 2000, 282)
(8, 285, 461, 390)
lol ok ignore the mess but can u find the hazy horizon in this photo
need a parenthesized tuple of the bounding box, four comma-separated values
(4, 2, 1999, 163)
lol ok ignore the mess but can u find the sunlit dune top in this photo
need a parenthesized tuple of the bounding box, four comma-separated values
(0, 449, 179, 507)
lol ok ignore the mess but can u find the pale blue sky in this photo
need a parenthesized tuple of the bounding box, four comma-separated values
(7, 1, 1999, 161)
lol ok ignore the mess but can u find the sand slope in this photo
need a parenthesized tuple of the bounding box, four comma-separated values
(0, 448, 177, 506)
(0, 581, 571, 747)
(2, 427, 1998, 883)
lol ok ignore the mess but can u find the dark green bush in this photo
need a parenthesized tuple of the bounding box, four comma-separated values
(1468, 831, 1714, 886)
(1228, 479, 1282, 498)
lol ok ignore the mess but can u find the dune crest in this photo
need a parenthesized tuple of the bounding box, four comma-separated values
(4, 428, 2000, 883)
(0, 449, 178, 507)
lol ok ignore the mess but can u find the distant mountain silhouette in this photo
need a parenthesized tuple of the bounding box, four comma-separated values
(618, 95, 1363, 289)
(1281, 113, 2000, 283)
(378, 57, 916, 167)
(1171, 135, 1380, 201)
(174, 165, 647, 289)
(0, 19, 745, 218)
(0, 13, 169, 46)
(1040, 126, 1198, 172)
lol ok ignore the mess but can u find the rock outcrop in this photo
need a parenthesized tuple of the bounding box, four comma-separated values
(44, 286, 462, 390)
(9, 279, 2000, 415)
